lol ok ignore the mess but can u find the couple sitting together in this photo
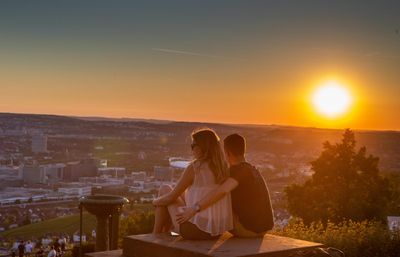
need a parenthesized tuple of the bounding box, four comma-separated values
(152, 129, 274, 239)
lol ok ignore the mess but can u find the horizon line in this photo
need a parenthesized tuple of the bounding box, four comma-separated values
(0, 111, 399, 133)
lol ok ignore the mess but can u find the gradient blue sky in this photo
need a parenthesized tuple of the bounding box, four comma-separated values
(1, 1, 399, 130)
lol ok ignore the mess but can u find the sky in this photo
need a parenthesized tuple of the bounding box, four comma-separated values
(0, 1, 399, 130)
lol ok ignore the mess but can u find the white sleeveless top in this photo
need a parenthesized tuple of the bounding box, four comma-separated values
(185, 160, 233, 236)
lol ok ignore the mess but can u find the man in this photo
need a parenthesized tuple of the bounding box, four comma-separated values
(47, 246, 56, 257)
(177, 133, 274, 237)
(18, 241, 25, 257)
(25, 241, 33, 257)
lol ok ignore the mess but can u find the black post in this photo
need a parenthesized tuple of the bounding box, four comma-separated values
(108, 215, 113, 250)
(79, 203, 83, 257)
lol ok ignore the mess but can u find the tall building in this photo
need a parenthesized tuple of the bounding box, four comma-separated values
(31, 134, 47, 154)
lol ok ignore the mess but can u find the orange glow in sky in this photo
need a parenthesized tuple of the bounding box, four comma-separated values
(0, 2, 399, 131)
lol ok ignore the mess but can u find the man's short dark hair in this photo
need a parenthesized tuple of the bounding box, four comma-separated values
(224, 133, 246, 156)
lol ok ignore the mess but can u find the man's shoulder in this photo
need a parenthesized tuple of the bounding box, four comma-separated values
(229, 162, 255, 172)
(229, 162, 255, 181)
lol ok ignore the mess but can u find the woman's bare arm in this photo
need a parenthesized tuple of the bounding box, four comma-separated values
(176, 177, 238, 224)
(152, 163, 194, 206)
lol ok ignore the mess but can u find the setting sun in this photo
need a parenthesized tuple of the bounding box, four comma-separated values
(312, 81, 353, 118)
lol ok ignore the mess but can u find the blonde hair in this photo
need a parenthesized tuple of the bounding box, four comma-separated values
(191, 128, 229, 184)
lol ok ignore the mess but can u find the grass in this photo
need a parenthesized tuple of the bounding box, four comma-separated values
(0, 212, 96, 240)
(0, 203, 154, 241)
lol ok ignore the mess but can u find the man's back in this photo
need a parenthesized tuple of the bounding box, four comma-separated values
(230, 162, 274, 233)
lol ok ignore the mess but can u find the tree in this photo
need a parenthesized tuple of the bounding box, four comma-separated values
(119, 212, 154, 240)
(285, 129, 391, 224)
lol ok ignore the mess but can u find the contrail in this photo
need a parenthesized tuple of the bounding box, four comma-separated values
(151, 48, 245, 61)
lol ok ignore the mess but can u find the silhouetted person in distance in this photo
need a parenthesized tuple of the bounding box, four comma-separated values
(47, 247, 56, 257)
(18, 241, 25, 257)
(25, 241, 33, 257)
(177, 133, 274, 237)
(53, 239, 60, 253)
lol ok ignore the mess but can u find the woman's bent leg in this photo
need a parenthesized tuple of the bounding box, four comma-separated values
(166, 196, 185, 233)
(153, 206, 170, 233)
(153, 185, 173, 234)
(153, 184, 187, 234)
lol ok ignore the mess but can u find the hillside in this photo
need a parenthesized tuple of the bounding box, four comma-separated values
(0, 213, 96, 240)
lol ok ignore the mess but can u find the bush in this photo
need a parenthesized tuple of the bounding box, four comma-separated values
(273, 219, 400, 257)
(118, 211, 155, 247)
(72, 243, 95, 257)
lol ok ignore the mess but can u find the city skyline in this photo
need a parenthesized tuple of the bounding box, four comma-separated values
(1, 1, 400, 130)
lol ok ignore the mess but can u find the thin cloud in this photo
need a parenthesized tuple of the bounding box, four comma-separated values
(151, 48, 245, 61)
(311, 47, 399, 60)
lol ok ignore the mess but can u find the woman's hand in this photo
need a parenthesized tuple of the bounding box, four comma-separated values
(176, 206, 196, 224)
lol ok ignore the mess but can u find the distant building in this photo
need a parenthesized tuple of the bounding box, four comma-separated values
(143, 181, 162, 191)
(131, 171, 147, 181)
(140, 195, 156, 203)
(128, 181, 145, 193)
(64, 159, 98, 181)
(154, 166, 174, 182)
(79, 176, 125, 187)
(58, 184, 92, 196)
(98, 167, 126, 178)
(169, 158, 191, 181)
(43, 163, 66, 183)
(23, 165, 46, 184)
(0, 177, 22, 189)
(96, 159, 108, 168)
(22, 163, 65, 184)
(169, 157, 191, 170)
(31, 134, 47, 154)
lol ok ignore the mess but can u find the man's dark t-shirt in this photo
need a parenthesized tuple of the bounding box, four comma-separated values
(230, 162, 274, 233)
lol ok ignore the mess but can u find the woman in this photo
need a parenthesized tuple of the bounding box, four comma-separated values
(152, 128, 233, 239)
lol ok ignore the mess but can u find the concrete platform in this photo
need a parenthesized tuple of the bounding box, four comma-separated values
(85, 249, 123, 257)
(123, 233, 324, 257)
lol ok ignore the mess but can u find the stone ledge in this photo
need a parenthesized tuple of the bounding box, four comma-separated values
(123, 233, 323, 257)
(85, 249, 123, 257)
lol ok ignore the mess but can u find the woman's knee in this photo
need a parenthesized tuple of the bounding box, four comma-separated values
(158, 184, 172, 196)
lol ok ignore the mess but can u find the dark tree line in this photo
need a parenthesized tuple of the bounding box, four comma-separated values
(286, 129, 393, 224)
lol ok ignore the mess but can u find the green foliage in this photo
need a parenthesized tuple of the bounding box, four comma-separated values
(273, 219, 400, 257)
(119, 212, 155, 238)
(386, 172, 400, 215)
(72, 243, 95, 257)
(285, 129, 391, 224)
(118, 211, 155, 248)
